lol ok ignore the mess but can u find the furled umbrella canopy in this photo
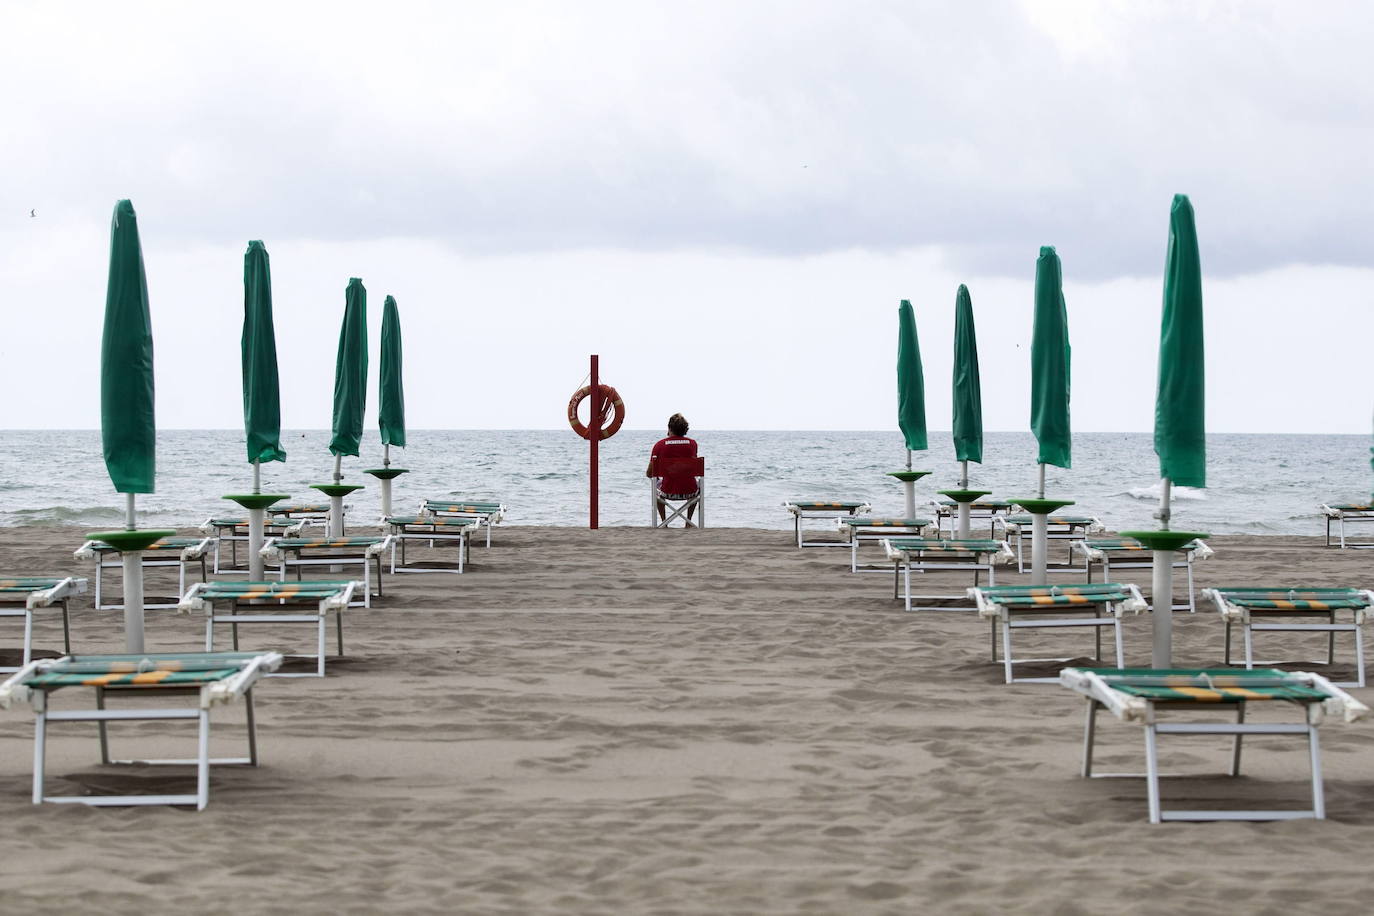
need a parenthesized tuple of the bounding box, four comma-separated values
(242, 240, 286, 466)
(102, 199, 156, 494)
(329, 278, 369, 458)
(951, 284, 983, 464)
(1030, 246, 1071, 469)
(1155, 194, 1206, 488)
(379, 295, 406, 449)
(896, 299, 927, 453)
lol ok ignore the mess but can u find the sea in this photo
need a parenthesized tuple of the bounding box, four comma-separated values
(0, 429, 1369, 536)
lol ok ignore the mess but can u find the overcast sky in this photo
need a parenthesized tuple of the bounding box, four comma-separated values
(3, 0, 1372, 436)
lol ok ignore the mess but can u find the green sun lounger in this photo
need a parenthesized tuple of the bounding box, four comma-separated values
(882, 537, 1014, 611)
(1072, 536, 1214, 613)
(783, 500, 872, 548)
(0, 650, 282, 809)
(385, 515, 480, 574)
(0, 577, 86, 673)
(179, 581, 360, 678)
(420, 499, 506, 548)
(75, 535, 215, 610)
(838, 516, 933, 573)
(969, 583, 1146, 683)
(1204, 587, 1374, 688)
(993, 513, 1105, 574)
(1320, 503, 1374, 549)
(1060, 666, 1369, 823)
(931, 498, 1014, 538)
(259, 536, 393, 608)
(200, 516, 309, 574)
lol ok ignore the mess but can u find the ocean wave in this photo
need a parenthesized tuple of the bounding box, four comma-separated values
(1123, 484, 1206, 502)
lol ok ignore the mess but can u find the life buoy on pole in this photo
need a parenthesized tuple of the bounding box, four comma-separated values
(567, 384, 625, 440)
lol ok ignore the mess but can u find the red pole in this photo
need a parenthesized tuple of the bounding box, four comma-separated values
(589, 354, 600, 530)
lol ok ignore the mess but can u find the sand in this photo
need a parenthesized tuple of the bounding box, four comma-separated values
(1, 523, 1373, 914)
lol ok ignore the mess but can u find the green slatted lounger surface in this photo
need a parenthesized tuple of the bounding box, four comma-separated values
(783, 500, 872, 548)
(385, 515, 479, 574)
(421, 499, 506, 548)
(0, 650, 282, 809)
(837, 517, 933, 573)
(1204, 587, 1374, 688)
(0, 577, 86, 674)
(268, 502, 333, 519)
(993, 513, 1105, 574)
(75, 535, 215, 611)
(259, 537, 392, 608)
(179, 581, 360, 678)
(932, 498, 1014, 538)
(200, 516, 309, 574)
(1320, 504, 1374, 549)
(1072, 537, 1214, 613)
(968, 583, 1146, 683)
(1060, 666, 1369, 823)
(882, 537, 1014, 612)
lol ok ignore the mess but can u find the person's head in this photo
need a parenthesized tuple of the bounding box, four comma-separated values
(668, 413, 689, 437)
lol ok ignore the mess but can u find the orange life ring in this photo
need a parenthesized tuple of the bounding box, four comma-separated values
(567, 384, 625, 440)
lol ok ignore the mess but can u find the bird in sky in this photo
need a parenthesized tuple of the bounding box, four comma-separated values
(30, 209, 36, 217)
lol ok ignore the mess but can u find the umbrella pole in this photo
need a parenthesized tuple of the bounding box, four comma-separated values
(123, 493, 145, 654)
(330, 456, 344, 538)
(1151, 477, 1174, 668)
(1030, 462, 1048, 585)
(903, 449, 916, 519)
(957, 460, 971, 539)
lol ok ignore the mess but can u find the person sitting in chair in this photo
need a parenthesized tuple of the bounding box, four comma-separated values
(647, 413, 699, 527)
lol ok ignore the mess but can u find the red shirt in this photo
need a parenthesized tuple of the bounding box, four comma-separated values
(650, 436, 699, 494)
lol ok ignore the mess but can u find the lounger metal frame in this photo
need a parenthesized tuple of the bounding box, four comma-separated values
(783, 501, 872, 548)
(0, 651, 281, 809)
(385, 515, 475, 574)
(1062, 667, 1367, 823)
(1321, 504, 1374, 549)
(1072, 538, 1209, 613)
(882, 537, 1013, 611)
(0, 577, 85, 673)
(200, 516, 309, 574)
(260, 536, 392, 607)
(969, 583, 1145, 683)
(421, 499, 506, 548)
(931, 499, 1014, 538)
(77, 536, 215, 610)
(1204, 587, 1374, 688)
(838, 518, 932, 573)
(180, 582, 358, 678)
(993, 514, 1104, 574)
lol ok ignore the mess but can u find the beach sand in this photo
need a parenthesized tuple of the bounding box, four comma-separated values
(1, 524, 1372, 914)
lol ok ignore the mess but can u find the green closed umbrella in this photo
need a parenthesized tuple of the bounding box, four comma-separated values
(944, 284, 987, 538)
(102, 200, 156, 496)
(1122, 194, 1209, 667)
(93, 199, 174, 653)
(1030, 246, 1071, 473)
(379, 295, 405, 451)
(242, 241, 286, 468)
(952, 284, 983, 465)
(226, 240, 289, 579)
(890, 299, 931, 517)
(368, 294, 409, 517)
(329, 278, 369, 462)
(315, 278, 369, 537)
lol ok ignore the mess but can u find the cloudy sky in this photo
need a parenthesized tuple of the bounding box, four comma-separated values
(3, 0, 1371, 435)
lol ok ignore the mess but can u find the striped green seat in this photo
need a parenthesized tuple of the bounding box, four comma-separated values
(788, 500, 867, 510)
(937, 499, 1012, 509)
(424, 500, 501, 511)
(1209, 587, 1371, 611)
(20, 652, 266, 689)
(198, 581, 356, 601)
(1086, 668, 1330, 703)
(272, 537, 383, 549)
(1085, 537, 1203, 552)
(0, 577, 67, 593)
(207, 517, 302, 528)
(388, 515, 479, 527)
(887, 538, 1003, 554)
(976, 584, 1134, 606)
(1326, 504, 1372, 512)
(841, 517, 930, 527)
(1004, 514, 1096, 526)
(269, 503, 330, 514)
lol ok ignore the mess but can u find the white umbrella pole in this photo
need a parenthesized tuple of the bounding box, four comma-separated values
(123, 493, 145, 654)
(1152, 477, 1174, 668)
(957, 460, 971, 539)
(1031, 462, 1048, 585)
(380, 478, 393, 518)
(903, 449, 916, 519)
(330, 455, 344, 536)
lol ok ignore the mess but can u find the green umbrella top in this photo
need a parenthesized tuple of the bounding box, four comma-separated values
(896, 299, 927, 452)
(951, 284, 983, 464)
(1155, 194, 1205, 488)
(101, 199, 156, 494)
(1030, 246, 1071, 469)
(242, 241, 286, 465)
(328, 278, 369, 458)
(379, 295, 406, 449)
